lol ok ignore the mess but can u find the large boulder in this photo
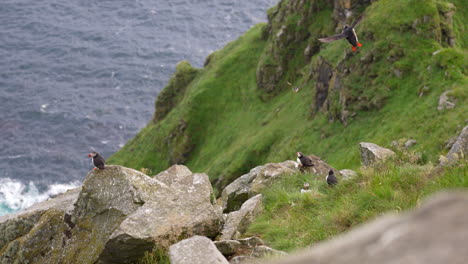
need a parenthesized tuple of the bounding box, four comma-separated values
(169, 235, 229, 264)
(220, 161, 298, 212)
(219, 194, 263, 240)
(441, 126, 467, 166)
(359, 142, 396, 166)
(0, 165, 223, 264)
(0, 188, 81, 264)
(99, 165, 223, 263)
(270, 192, 468, 264)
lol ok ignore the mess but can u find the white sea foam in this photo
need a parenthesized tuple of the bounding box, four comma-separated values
(0, 178, 80, 216)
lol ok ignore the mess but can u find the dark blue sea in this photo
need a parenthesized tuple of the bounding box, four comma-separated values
(0, 0, 276, 216)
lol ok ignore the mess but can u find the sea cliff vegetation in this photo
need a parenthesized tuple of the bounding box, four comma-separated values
(108, 0, 466, 259)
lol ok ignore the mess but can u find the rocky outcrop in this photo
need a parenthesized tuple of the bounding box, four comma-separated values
(270, 191, 468, 264)
(215, 237, 287, 263)
(169, 235, 229, 264)
(339, 169, 357, 180)
(0, 165, 223, 264)
(437, 90, 456, 111)
(359, 142, 396, 166)
(220, 157, 338, 213)
(220, 161, 298, 212)
(219, 194, 263, 240)
(0, 188, 80, 264)
(440, 126, 467, 166)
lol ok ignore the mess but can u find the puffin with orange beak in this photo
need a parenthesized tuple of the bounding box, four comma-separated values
(318, 15, 364, 52)
(88, 151, 105, 170)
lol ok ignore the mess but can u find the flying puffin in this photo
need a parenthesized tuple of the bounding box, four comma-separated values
(318, 15, 364, 51)
(296, 152, 314, 167)
(88, 151, 105, 170)
(326, 169, 338, 186)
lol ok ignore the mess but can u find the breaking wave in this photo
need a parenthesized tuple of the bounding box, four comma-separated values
(0, 178, 80, 216)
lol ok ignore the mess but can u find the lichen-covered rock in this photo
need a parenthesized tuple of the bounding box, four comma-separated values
(0, 165, 223, 264)
(219, 195, 263, 240)
(214, 240, 242, 256)
(270, 192, 468, 264)
(99, 165, 223, 263)
(437, 90, 456, 111)
(359, 142, 396, 166)
(169, 235, 229, 264)
(0, 188, 80, 264)
(220, 161, 298, 212)
(339, 169, 357, 180)
(441, 126, 467, 166)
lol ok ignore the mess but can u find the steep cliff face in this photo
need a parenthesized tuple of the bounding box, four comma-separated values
(109, 0, 467, 190)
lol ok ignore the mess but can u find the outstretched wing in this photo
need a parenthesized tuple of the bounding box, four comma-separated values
(318, 33, 346, 43)
(351, 15, 364, 28)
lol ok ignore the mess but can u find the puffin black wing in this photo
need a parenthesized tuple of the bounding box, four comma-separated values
(351, 15, 364, 28)
(94, 155, 106, 170)
(318, 33, 346, 43)
(300, 156, 314, 167)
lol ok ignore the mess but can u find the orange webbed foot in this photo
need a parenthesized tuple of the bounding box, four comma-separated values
(357, 42, 362, 47)
(351, 46, 357, 51)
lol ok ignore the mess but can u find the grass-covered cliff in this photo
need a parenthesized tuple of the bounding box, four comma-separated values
(109, 0, 467, 192)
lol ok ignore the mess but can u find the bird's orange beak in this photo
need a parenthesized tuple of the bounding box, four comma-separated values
(88, 154, 91, 157)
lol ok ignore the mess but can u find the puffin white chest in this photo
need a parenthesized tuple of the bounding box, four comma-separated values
(326, 174, 329, 181)
(297, 157, 302, 166)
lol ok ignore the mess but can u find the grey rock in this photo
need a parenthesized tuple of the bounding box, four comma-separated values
(359, 142, 396, 166)
(269, 192, 468, 264)
(230, 256, 257, 264)
(0, 165, 223, 264)
(300, 154, 339, 177)
(404, 139, 417, 148)
(0, 188, 80, 263)
(169, 235, 229, 264)
(220, 161, 298, 212)
(237, 237, 265, 247)
(441, 126, 468, 166)
(100, 165, 223, 263)
(251, 245, 287, 258)
(219, 194, 263, 240)
(214, 240, 242, 256)
(339, 169, 357, 180)
(437, 90, 456, 111)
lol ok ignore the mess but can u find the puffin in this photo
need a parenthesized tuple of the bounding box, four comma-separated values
(296, 152, 314, 167)
(88, 151, 105, 170)
(318, 15, 364, 51)
(326, 169, 338, 186)
(301, 182, 311, 194)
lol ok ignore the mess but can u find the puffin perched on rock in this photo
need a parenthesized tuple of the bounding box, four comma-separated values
(326, 169, 338, 186)
(88, 151, 105, 170)
(318, 15, 364, 52)
(296, 152, 314, 167)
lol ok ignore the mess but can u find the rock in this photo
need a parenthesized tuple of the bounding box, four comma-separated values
(251, 245, 287, 258)
(441, 126, 468, 166)
(230, 256, 257, 264)
(339, 169, 357, 180)
(270, 191, 468, 264)
(169, 236, 229, 264)
(0, 165, 223, 264)
(214, 240, 242, 256)
(220, 161, 298, 212)
(359, 142, 396, 166)
(100, 165, 222, 263)
(404, 139, 417, 148)
(0, 188, 81, 264)
(219, 194, 263, 240)
(437, 90, 456, 111)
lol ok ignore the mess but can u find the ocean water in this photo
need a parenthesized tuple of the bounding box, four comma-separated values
(0, 0, 276, 216)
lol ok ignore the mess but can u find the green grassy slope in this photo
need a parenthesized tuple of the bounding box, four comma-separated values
(246, 161, 467, 251)
(109, 0, 467, 190)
